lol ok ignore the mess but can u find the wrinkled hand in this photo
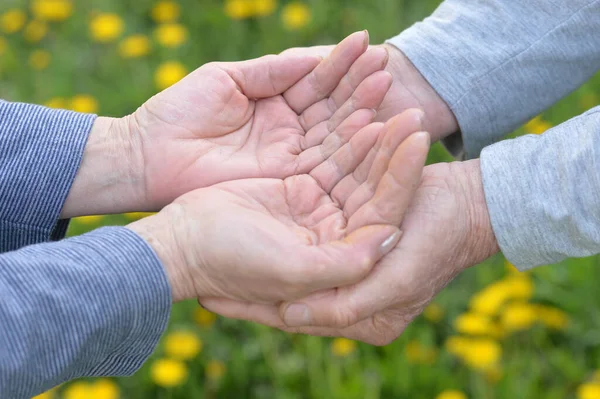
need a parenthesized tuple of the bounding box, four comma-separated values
(201, 158, 499, 345)
(123, 31, 393, 210)
(282, 43, 458, 141)
(128, 110, 430, 304)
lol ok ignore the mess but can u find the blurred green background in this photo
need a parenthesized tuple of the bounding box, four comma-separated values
(1, 0, 600, 398)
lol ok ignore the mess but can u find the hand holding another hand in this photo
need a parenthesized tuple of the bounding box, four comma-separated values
(128, 110, 430, 305)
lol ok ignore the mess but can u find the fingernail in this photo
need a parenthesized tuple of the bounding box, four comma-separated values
(363, 30, 369, 47)
(370, 108, 377, 119)
(380, 229, 402, 254)
(414, 131, 431, 146)
(284, 303, 312, 327)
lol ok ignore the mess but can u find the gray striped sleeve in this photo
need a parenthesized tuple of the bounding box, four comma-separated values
(0, 101, 95, 252)
(0, 227, 171, 398)
(387, 0, 600, 158)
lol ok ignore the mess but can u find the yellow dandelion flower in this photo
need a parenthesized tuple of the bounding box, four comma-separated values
(423, 302, 444, 323)
(31, 0, 73, 22)
(24, 20, 48, 42)
(435, 390, 467, 399)
(524, 116, 552, 135)
(151, 358, 188, 388)
(534, 305, 569, 330)
(331, 337, 357, 357)
(503, 275, 534, 301)
(70, 95, 99, 114)
(63, 381, 92, 399)
(577, 383, 600, 399)
(224, 0, 254, 20)
(74, 215, 104, 225)
(454, 312, 499, 336)
(32, 388, 56, 399)
(445, 336, 471, 357)
(205, 360, 226, 380)
(29, 49, 51, 70)
(89, 13, 124, 43)
(469, 282, 509, 316)
(124, 212, 155, 221)
(154, 23, 188, 48)
(252, 0, 277, 17)
(281, 2, 311, 30)
(194, 307, 217, 327)
(90, 379, 119, 399)
(151, 1, 181, 23)
(404, 340, 437, 365)
(460, 338, 501, 371)
(164, 330, 203, 360)
(155, 61, 187, 90)
(118, 34, 151, 58)
(0, 36, 6, 55)
(1, 9, 27, 34)
(500, 302, 537, 332)
(45, 97, 67, 109)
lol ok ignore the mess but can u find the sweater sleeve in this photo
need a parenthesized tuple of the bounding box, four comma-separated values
(480, 107, 600, 270)
(0, 100, 95, 251)
(386, 0, 600, 158)
(0, 226, 171, 398)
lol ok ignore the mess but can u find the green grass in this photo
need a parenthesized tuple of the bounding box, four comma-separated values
(2, 0, 600, 398)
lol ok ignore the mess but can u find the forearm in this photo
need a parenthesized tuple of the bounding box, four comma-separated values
(0, 227, 170, 398)
(387, 0, 600, 158)
(61, 116, 145, 218)
(481, 107, 600, 269)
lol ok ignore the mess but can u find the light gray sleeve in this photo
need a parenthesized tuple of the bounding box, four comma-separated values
(386, 0, 600, 158)
(480, 107, 600, 270)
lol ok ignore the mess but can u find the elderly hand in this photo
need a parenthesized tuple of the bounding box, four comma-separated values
(62, 31, 392, 218)
(200, 158, 499, 345)
(282, 43, 458, 141)
(127, 110, 429, 304)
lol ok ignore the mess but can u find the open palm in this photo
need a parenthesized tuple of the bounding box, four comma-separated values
(157, 110, 428, 304)
(130, 31, 392, 209)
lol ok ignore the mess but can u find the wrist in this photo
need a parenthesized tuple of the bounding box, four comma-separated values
(126, 207, 196, 302)
(379, 44, 458, 142)
(61, 116, 146, 218)
(451, 159, 500, 269)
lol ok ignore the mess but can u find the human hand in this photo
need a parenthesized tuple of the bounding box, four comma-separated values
(127, 110, 430, 304)
(62, 31, 393, 217)
(282, 42, 458, 141)
(200, 158, 500, 345)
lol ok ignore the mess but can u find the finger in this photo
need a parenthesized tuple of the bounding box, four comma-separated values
(326, 70, 393, 133)
(286, 224, 401, 296)
(294, 109, 377, 174)
(298, 47, 389, 131)
(284, 31, 369, 114)
(201, 297, 408, 345)
(308, 123, 381, 193)
(280, 45, 334, 59)
(217, 54, 321, 99)
(342, 109, 424, 217)
(280, 251, 404, 329)
(346, 131, 430, 233)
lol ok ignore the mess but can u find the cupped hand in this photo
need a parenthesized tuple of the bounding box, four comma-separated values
(200, 157, 499, 345)
(124, 31, 393, 210)
(281, 43, 458, 141)
(127, 110, 430, 304)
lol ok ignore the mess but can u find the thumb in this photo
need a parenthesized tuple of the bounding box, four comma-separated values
(217, 54, 321, 99)
(296, 224, 401, 296)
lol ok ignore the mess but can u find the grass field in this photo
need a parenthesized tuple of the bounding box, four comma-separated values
(2, 1, 600, 398)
